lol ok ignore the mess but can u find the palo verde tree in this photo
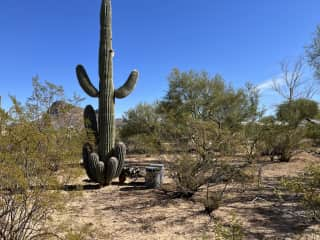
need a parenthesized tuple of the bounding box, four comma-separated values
(158, 69, 260, 156)
(156, 69, 260, 196)
(160, 69, 259, 131)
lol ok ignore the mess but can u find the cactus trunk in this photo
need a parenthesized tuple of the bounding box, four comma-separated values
(76, 0, 138, 185)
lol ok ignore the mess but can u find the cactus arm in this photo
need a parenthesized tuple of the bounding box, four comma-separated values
(105, 157, 118, 185)
(114, 70, 139, 99)
(76, 65, 99, 97)
(82, 143, 105, 184)
(82, 143, 120, 186)
(88, 152, 105, 184)
(84, 105, 99, 146)
(113, 142, 126, 177)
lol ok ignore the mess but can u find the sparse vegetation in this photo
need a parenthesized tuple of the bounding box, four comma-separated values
(282, 164, 320, 221)
(0, 75, 318, 239)
(213, 215, 245, 240)
(120, 103, 161, 154)
(1, 3, 320, 238)
(0, 78, 85, 239)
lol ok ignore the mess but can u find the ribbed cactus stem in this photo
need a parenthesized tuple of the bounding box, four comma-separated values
(76, 0, 138, 185)
(98, 0, 114, 161)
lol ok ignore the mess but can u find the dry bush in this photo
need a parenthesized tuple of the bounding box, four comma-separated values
(125, 134, 160, 154)
(0, 79, 85, 239)
(201, 214, 244, 240)
(282, 164, 320, 221)
(168, 119, 249, 201)
(213, 215, 244, 240)
(239, 122, 264, 163)
(259, 123, 304, 162)
(202, 183, 224, 215)
(169, 153, 213, 198)
(64, 223, 102, 240)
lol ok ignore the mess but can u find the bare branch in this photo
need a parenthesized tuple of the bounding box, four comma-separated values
(272, 57, 316, 101)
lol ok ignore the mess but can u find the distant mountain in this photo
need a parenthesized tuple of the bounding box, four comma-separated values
(48, 101, 73, 116)
(48, 101, 83, 129)
(48, 101, 124, 129)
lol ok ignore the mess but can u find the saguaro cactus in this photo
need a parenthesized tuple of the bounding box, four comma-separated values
(76, 0, 138, 185)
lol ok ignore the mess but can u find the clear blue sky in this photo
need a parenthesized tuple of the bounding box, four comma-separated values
(1, 0, 320, 117)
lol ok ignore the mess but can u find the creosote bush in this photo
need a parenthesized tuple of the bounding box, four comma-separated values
(213, 214, 244, 240)
(305, 122, 320, 146)
(282, 164, 320, 221)
(259, 121, 304, 162)
(203, 183, 224, 215)
(257, 98, 319, 162)
(120, 103, 161, 154)
(170, 154, 212, 198)
(0, 78, 85, 239)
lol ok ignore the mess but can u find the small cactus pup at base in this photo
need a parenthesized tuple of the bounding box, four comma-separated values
(76, 0, 138, 185)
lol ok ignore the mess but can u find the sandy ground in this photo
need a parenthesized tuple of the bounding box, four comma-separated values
(50, 153, 320, 240)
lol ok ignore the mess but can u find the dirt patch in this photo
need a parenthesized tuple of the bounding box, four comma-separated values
(50, 152, 320, 239)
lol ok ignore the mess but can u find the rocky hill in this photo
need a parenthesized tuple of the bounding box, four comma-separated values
(48, 101, 124, 130)
(48, 101, 84, 130)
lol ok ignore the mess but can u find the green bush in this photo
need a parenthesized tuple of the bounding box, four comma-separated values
(276, 99, 318, 127)
(305, 122, 320, 146)
(282, 164, 320, 221)
(213, 214, 244, 240)
(125, 134, 161, 154)
(259, 123, 304, 162)
(0, 78, 84, 239)
(170, 153, 212, 198)
(120, 103, 161, 154)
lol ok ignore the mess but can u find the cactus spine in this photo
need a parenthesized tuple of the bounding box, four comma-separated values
(76, 0, 138, 185)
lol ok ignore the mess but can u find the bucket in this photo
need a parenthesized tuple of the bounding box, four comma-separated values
(145, 164, 164, 188)
(150, 164, 164, 183)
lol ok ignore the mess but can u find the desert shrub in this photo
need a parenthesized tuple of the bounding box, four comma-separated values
(64, 223, 96, 240)
(170, 151, 243, 199)
(170, 155, 240, 199)
(276, 99, 318, 127)
(259, 122, 304, 162)
(170, 153, 213, 198)
(282, 164, 320, 221)
(257, 98, 319, 162)
(305, 122, 320, 146)
(167, 120, 225, 196)
(258, 98, 318, 162)
(203, 194, 221, 215)
(213, 215, 244, 240)
(202, 182, 226, 215)
(120, 103, 161, 154)
(124, 134, 160, 154)
(165, 116, 249, 200)
(239, 121, 265, 163)
(0, 101, 60, 239)
(0, 78, 84, 239)
(25, 77, 85, 170)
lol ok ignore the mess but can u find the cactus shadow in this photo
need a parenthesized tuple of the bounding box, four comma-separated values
(118, 181, 150, 191)
(56, 179, 148, 192)
(61, 183, 102, 191)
